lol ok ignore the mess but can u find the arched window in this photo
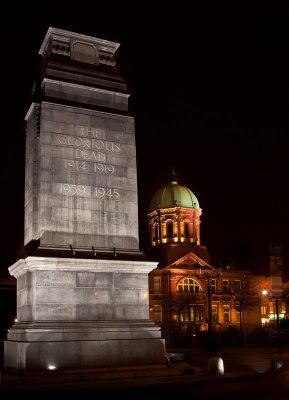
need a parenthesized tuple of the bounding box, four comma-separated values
(184, 222, 190, 238)
(177, 278, 202, 294)
(166, 221, 174, 238)
(153, 223, 159, 241)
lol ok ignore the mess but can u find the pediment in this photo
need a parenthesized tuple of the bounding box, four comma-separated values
(168, 252, 214, 271)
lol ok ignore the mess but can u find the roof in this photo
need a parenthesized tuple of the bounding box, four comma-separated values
(148, 178, 200, 213)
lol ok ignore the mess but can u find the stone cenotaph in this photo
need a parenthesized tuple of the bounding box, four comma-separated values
(4, 27, 165, 371)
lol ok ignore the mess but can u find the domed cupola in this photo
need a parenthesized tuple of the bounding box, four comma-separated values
(147, 169, 202, 247)
(149, 170, 200, 212)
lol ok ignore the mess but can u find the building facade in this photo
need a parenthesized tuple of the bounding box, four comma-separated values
(147, 172, 287, 346)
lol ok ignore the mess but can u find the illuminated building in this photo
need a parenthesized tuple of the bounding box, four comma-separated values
(147, 170, 288, 345)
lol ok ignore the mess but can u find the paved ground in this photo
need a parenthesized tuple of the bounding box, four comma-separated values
(1, 345, 289, 398)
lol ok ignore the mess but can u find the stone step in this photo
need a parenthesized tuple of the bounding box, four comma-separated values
(1, 363, 195, 390)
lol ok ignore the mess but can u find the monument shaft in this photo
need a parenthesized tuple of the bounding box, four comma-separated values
(24, 28, 139, 255)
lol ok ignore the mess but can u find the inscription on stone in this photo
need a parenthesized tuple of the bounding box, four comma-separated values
(24, 102, 139, 249)
(55, 126, 122, 199)
(61, 184, 120, 199)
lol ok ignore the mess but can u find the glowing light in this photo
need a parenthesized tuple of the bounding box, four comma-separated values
(14, 318, 18, 323)
(269, 313, 285, 320)
(262, 289, 268, 296)
(261, 317, 269, 326)
(207, 357, 225, 375)
(48, 365, 57, 370)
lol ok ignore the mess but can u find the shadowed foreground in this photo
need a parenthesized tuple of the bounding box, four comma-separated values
(1, 346, 289, 399)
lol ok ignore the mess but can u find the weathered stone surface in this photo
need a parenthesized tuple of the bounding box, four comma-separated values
(5, 27, 165, 372)
(10, 257, 156, 322)
(24, 27, 139, 254)
(4, 335, 165, 370)
(25, 103, 139, 252)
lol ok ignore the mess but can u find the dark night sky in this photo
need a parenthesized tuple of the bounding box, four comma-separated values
(0, 3, 288, 277)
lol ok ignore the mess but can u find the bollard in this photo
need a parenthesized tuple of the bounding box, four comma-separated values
(271, 359, 284, 370)
(207, 356, 225, 375)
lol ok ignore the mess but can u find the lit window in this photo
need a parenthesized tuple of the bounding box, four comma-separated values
(184, 222, 189, 238)
(261, 306, 267, 315)
(153, 277, 161, 293)
(269, 303, 274, 314)
(234, 280, 241, 295)
(180, 308, 189, 322)
(223, 304, 230, 323)
(167, 221, 174, 238)
(177, 278, 202, 294)
(222, 280, 230, 294)
(210, 279, 217, 294)
(212, 305, 218, 323)
(154, 305, 162, 323)
(236, 309, 240, 323)
(180, 305, 204, 323)
(153, 223, 159, 241)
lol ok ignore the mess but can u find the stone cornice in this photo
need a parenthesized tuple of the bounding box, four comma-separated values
(39, 27, 120, 67)
(9, 257, 158, 278)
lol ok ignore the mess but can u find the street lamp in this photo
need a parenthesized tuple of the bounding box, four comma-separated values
(195, 261, 222, 352)
(262, 289, 282, 339)
(273, 296, 281, 337)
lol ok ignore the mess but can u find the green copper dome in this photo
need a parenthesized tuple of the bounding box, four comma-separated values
(149, 174, 200, 213)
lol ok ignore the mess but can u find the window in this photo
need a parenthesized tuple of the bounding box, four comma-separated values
(223, 304, 230, 322)
(153, 223, 159, 241)
(234, 280, 241, 295)
(180, 308, 189, 322)
(210, 279, 217, 294)
(154, 305, 162, 323)
(153, 277, 161, 293)
(222, 280, 230, 294)
(177, 278, 202, 294)
(167, 221, 174, 238)
(261, 305, 267, 315)
(184, 222, 189, 238)
(190, 305, 203, 323)
(236, 310, 240, 323)
(180, 305, 204, 323)
(211, 304, 218, 323)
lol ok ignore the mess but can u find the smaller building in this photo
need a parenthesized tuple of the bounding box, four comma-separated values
(147, 171, 288, 346)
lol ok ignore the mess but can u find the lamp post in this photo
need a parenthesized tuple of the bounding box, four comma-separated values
(272, 296, 281, 338)
(262, 289, 282, 339)
(195, 261, 222, 352)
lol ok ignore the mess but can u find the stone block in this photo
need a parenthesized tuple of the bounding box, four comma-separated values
(35, 304, 76, 320)
(114, 273, 148, 289)
(114, 304, 148, 320)
(36, 270, 76, 287)
(39, 341, 81, 370)
(76, 304, 114, 320)
(17, 305, 32, 321)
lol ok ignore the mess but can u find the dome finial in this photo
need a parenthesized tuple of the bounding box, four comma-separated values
(168, 166, 179, 183)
